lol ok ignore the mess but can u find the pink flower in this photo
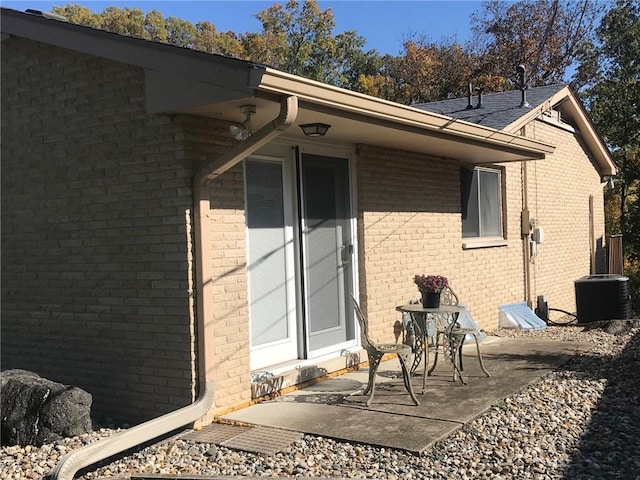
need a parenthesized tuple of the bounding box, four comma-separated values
(414, 274, 449, 293)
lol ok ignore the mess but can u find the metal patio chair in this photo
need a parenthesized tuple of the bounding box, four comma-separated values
(427, 287, 490, 384)
(351, 295, 419, 406)
(401, 298, 430, 375)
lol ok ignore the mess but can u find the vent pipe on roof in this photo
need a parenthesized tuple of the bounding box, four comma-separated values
(475, 86, 485, 109)
(466, 83, 474, 110)
(516, 64, 530, 108)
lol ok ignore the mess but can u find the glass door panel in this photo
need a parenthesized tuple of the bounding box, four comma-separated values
(300, 153, 355, 355)
(245, 158, 298, 369)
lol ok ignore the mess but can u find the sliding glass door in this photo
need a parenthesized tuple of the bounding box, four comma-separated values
(245, 147, 355, 370)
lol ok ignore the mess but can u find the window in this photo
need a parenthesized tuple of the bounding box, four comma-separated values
(461, 166, 503, 238)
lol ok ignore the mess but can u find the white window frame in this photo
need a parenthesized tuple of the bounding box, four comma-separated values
(461, 166, 507, 249)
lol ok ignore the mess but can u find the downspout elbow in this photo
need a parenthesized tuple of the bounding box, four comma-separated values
(194, 95, 299, 185)
(47, 385, 215, 480)
(191, 93, 298, 416)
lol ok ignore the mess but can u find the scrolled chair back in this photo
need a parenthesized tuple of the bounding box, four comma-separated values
(440, 286, 459, 306)
(350, 294, 374, 349)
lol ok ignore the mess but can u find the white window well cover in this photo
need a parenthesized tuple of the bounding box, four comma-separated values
(498, 302, 547, 330)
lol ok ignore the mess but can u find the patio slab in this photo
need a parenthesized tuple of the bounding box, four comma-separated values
(221, 336, 593, 453)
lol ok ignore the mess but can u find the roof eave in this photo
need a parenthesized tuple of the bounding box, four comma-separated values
(504, 86, 616, 176)
(1, 7, 554, 163)
(260, 68, 554, 160)
(0, 8, 264, 95)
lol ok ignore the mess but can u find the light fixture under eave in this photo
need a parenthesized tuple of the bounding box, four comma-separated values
(300, 123, 331, 137)
(229, 105, 256, 140)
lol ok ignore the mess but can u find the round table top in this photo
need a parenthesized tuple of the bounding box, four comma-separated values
(395, 304, 463, 314)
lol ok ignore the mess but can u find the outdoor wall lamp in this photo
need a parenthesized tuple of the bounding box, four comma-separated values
(299, 123, 331, 137)
(229, 105, 256, 140)
(601, 175, 615, 189)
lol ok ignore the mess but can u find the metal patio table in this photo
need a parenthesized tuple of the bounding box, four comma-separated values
(395, 303, 464, 393)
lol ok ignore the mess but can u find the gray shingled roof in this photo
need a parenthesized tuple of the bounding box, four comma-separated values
(413, 84, 568, 130)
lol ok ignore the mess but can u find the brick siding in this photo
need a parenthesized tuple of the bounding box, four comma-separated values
(355, 120, 603, 339)
(1, 38, 195, 424)
(1, 37, 607, 420)
(524, 120, 605, 313)
(355, 145, 526, 337)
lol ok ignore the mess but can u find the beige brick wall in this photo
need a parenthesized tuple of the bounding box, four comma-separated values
(1, 38, 195, 424)
(524, 120, 605, 313)
(355, 119, 604, 338)
(355, 145, 526, 338)
(177, 116, 253, 413)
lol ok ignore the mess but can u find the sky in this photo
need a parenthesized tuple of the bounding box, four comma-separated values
(0, 0, 484, 55)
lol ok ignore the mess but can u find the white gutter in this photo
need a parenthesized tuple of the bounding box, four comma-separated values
(47, 95, 298, 480)
(258, 68, 556, 157)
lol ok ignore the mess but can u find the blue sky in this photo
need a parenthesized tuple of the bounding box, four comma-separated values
(0, 0, 483, 55)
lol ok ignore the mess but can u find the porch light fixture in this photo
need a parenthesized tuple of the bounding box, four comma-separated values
(229, 105, 256, 140)
(602, 175, 615, 189)
(300, 123, 331, 137)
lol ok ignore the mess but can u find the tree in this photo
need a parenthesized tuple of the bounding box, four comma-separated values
(330, 30, 376, 89)
(100, 6, 146, 38)
(165, 16, 198, 48)
(470, 0, 606, 90)
(192, 21, 245, 58)
(144, 9, 168, 43)
(356, 54, 407, 102)
(583, 0, 640, 310)
(51, 4, 101, 28)
(241, 0, 370, 88)
(589, 0, 640, 236)
(358, 36, 480, 104)
(52, 3, 245, 56)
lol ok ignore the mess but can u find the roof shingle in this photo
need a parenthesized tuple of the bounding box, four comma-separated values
(413, 84, 568, 130)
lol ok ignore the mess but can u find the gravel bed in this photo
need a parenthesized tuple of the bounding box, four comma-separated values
(2, 322, 639, 479)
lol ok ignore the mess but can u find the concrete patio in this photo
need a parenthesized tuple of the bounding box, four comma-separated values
(217, 336, 593, 454)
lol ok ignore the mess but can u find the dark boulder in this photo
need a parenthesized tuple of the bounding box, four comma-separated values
(1, 369, 92, 446)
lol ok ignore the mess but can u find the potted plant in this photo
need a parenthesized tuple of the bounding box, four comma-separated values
(414, 274, 449, 308)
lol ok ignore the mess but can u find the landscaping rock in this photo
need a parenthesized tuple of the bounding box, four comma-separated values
(1, 369, 92, 446)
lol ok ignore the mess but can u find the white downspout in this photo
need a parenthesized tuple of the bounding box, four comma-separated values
(191, 94, 298, 425)
(589, 180, 607, 274)
(47, 95, 298, 480)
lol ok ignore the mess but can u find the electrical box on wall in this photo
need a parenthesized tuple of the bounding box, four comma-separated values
(532, 226, 544, 244)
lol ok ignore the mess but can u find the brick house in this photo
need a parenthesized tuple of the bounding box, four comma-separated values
(1, 7, 615, 432)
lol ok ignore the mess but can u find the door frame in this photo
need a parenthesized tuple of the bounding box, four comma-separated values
(246, 142, 360, 370)
(245, 152, 299, 370)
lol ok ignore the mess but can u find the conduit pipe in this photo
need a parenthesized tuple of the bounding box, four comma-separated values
(47, 95, 298, 480)
(522, 158, 533, 308)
